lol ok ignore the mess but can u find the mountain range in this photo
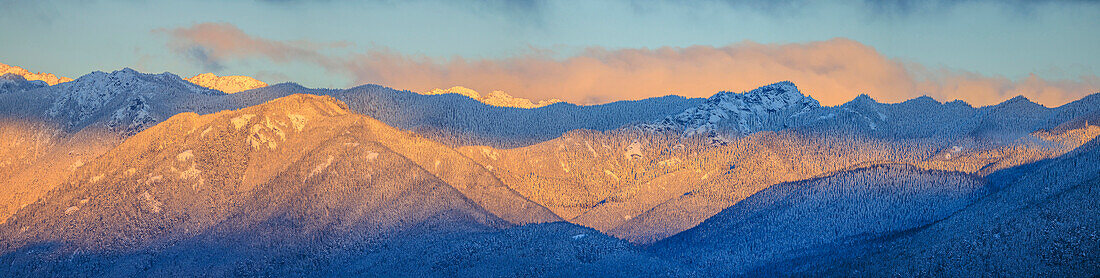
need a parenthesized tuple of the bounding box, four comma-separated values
(0, 65, 1097, 276)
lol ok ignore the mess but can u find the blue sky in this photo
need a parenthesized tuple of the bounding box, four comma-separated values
(1, 0, 1098, 105)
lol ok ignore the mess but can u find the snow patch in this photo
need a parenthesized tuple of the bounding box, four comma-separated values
(70, 160, 84, 171)
(248, 123, 282, 150)
(179, 165, 202, 180)
(176, 150, 194, 162)
(143, 175, 163, 185)
(231, 114, 255, 130)
(141, 191, 163, 213)
(309, 155, 335, 178)
(605, 170, 620, 181)
(480, 148, 499, 160)
(624, 141, 644, 159)
(287, 114, 308, 132)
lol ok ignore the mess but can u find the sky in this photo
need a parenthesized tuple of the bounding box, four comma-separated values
(1, 0, 1098, 106)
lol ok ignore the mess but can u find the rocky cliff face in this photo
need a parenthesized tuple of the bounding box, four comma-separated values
(185, 72, 268, 94)
(0, 63, 72, 85)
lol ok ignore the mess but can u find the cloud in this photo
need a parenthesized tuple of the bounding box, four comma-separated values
(862, 0, 1100, 19)
(154, 22, 346, 72)
(160, 22, 1099, 107)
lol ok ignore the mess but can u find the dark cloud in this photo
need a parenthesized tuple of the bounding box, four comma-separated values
(863, 0, 1100, 18)
(183, 46, 225, 72)
(154, 22, 346, 72)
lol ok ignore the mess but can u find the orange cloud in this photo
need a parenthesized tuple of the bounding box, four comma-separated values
(162, 23, 1099, 107)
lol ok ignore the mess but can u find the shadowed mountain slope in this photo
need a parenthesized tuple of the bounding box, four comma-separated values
(651, 164, 989, 275)
(327, 84, 704, 148)
(789, 137, 1100, 276)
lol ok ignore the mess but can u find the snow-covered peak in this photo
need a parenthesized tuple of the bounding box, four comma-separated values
(185, 72, 268, 94)
(998, 95, 1045, 109)
(0, 62, 72, 85)
(425, 86, 482, 99)
(423, 86, 563, 108)
(654, 81, 820, 137)
(43, 68, 221, 134)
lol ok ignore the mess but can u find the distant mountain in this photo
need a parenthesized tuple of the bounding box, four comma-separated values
(185, 72, 267, 94)
(0, 63, 71, 85)
(335, 84, 703, 148)
(424, 86, 563, 108)
(0, 74, 48, 92)
(649, 81, 820, 138)
(644, 81, 1100, 144)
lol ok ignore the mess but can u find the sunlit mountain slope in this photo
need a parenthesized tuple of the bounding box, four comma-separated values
(185, 72, 268, 94)
(0, 63, 72, 85)
(423, 86, 563, 108)
(460, 83, 1100, 243)
(0, 94, 579, 276)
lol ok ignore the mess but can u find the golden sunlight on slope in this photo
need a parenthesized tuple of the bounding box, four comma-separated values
(0, 62, 72, 85)
(185, 72, 268, 93)
(1, 95, 512, 250)
(0, 120, 127, 224)
(0, 94, 558, 226)
(424, 86, 563, 108)
(459, 124, 1100, 243)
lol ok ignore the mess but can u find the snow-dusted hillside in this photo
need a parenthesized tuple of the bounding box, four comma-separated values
(795, 137, 1100, 277)
(0, 74, 48, 93)
(0, 94, 665, 277)
(652, 164, 989, 275)
(1, 68, 225, 136)
(0, 66, 1098, 276)
(329, 84, 704, 148)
